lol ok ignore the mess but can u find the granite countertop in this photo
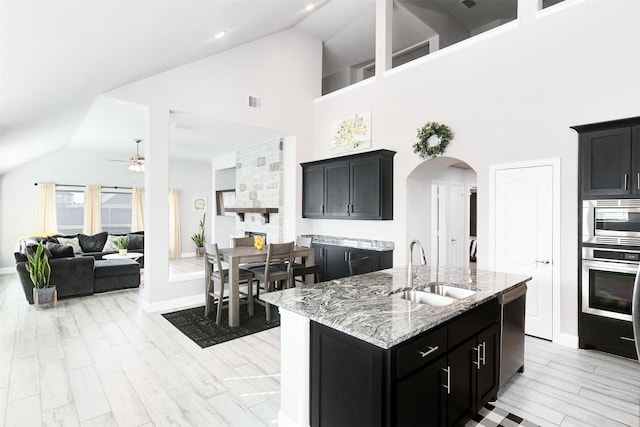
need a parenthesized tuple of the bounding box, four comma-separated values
(260, 265, 531, 349)
(305, 235, 395, 251)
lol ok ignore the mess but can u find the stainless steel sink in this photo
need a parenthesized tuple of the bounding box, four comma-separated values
(426, 284, 476, 299)
(398, 290, 455, 306)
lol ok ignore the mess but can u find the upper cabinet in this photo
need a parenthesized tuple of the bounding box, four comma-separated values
(301, 149, 396, 220)
(573, 118, 640, 198)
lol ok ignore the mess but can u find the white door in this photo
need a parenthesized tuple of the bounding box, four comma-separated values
(494, 165, 554, 340)
(431, 184, 446, 267)
(447, 183, 465, 268)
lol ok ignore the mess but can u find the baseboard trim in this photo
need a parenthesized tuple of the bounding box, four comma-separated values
(555, 332, 579, 348)
(0, 267, 16, 275)
(142, 294, 203, 313)
(278, 408, 310, 427)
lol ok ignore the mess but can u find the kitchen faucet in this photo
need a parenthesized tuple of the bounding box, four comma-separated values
(407, 239, 427, 287)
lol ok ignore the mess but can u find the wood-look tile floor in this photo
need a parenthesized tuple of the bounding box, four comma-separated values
(0, 272, 638, 427)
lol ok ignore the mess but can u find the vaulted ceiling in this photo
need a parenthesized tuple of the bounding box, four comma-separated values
(0, 0, 512, 175)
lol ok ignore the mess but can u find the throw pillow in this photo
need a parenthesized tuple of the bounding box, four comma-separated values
(78, 232, 108, 253)
(56, 236, 82, 254)
(102, 235, 121, 252)
(127, 233, 144, 251)
(25, 243, 53, 259)
(45, 242, 74, 258)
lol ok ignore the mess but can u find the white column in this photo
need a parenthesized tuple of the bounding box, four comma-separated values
(278, 309, 311, 427)
(375, 0, 393, 76)
(142, 105, 170, 304)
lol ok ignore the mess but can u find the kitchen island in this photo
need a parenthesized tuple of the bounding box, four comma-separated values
(261, 265, 530, 427)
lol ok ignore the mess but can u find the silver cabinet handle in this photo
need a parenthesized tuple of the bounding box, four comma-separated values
(637, 173, 639, 191)
(480, 342, 486, 366)
(624, 174, 629, 191)
(417, 346, 439, 358)
(620, 336, 636, 342)
(473, 345, 481, 370)
(346, 204, 350, 214)
(534, 259, 550, 265)
(442, 366, 450, 394)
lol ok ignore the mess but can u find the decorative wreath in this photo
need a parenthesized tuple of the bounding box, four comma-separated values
(413, 121, 454, 159)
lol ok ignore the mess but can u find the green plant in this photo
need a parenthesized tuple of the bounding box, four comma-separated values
(191, 212, 206, 248)
(113, 237, 128, 250)
(26, 242, 51, 289)
(413, 121, 454, 159)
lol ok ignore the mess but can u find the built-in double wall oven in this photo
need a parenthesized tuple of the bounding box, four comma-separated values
(581, 199, 639, 322)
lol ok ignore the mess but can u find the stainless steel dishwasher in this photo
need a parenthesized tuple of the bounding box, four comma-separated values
(498, 283, 527, 388)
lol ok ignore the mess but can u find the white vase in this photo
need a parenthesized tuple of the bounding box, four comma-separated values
(119, 249, 128, 256)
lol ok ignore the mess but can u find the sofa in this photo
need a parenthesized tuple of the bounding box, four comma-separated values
(14, 231, 144, 304)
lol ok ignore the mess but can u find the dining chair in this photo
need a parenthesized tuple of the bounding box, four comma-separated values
(252, 241, 294, 321)
(348, 256, 371, 276)
(290, 235, 313, 270)
(291, 264, 321, 287)
(232, 236, 267, 270)
(204, 243, 256, 325)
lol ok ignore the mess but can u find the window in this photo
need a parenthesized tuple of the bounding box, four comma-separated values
(56, 189, 84, 235)
(56, 187, 132, 234)
(101, 191, 132, 233)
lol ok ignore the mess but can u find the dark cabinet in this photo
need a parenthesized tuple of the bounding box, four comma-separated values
(310, 299, 502, 427)
(574, 119, 640, 198)
(312, 243, 393, 282)
(301, 149, 395, 220)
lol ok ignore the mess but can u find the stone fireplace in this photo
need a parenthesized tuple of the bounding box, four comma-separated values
(234, 138, 284, 243)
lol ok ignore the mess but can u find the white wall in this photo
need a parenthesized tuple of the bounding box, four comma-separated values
(105, 29, 322, 306)
(308, 0, 640, 339)
(169, 158, 211, 256)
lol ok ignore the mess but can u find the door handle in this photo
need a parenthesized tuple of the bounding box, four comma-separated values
(417, 346, 439, 358)
(534, 259, 550, 265)
(441, 366, 450, 394)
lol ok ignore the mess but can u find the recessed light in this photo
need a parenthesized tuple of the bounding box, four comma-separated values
(214, 31, 226, 39)
(305, 3, 315, 11)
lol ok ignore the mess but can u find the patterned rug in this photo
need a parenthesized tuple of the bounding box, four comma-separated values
(161, 303, 280, 348)
(466, 403, 539, 427)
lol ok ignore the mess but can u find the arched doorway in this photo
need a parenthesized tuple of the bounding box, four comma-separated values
(406, 156, 477, 270)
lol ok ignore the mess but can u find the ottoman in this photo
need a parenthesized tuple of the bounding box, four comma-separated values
(94, 258, 141, 293)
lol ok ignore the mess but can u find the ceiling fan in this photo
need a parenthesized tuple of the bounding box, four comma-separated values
(109, 139, 145, 172)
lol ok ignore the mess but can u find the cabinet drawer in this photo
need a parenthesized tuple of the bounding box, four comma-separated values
(448, 299, 500, 349)
(580, 314, 638, 360)
(394, 326, 447, 380)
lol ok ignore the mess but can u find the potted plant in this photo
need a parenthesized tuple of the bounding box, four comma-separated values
(113, 237, 129, 256)
(191, 212, 206, 256)
(26, 241, 56, 308)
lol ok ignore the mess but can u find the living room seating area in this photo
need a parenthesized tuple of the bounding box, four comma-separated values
(14, 231, 144, 304)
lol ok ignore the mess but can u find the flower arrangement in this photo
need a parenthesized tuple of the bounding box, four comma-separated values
(413, 121, 454, 159)
(254, 235, 265, 250)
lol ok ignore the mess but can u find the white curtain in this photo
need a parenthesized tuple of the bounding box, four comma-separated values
(168, 189, 181, 260)
(84, 185, 102, 235)
(131, 187, 144, 231)
(36, 182, 57, 234)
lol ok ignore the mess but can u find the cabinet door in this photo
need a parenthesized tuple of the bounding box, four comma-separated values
(581, 127, 631, 196)
(349, 248, 380, 272)
(324, 245, 349, 280)
(324, 161, 350, 218)
(395, 355, 447, 427)
(631, 126, 640, 195)
(314, 245, 326, 282)
(349, 156, 381, 218)
(476, 324, 500, 410)
(447, 336, 476, 426)
(303, 164, 325, 217)
(311, 322, 384, 427)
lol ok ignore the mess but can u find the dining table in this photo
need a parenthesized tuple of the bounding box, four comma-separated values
(216, 245, 315, 327)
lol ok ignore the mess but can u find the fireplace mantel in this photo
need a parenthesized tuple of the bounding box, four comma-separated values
(225, 207, 279, 223)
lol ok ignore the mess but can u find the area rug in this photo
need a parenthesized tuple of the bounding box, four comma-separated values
(161, 303, 280, 348)
(466, 403, 539, 427)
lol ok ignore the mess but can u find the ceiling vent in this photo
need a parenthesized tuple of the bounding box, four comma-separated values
(248, 95, 262, 109)
(461, 0, 477, 8)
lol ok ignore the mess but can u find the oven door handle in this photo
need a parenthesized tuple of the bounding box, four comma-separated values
(582, 260, 640, 275)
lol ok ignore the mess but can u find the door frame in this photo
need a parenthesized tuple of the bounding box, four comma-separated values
(431, 182, 447, 268)
(489, 158, 561, 343)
